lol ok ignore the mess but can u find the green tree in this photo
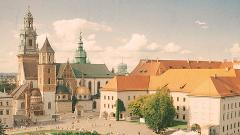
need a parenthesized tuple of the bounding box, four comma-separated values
(115, 98, 125, 121)
(72, 95, 78, 113)
(144, 88, 176, 134)
(128, 95, 150, 118)
(0, 123, 6, 135)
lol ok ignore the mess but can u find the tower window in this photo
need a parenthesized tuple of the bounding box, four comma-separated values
(48, 102, 51, 109)
(48, 68, 50, 73)
(29, 39, 32, 47)
(48, 55, 51, 62)
(48, 78, 51, 84)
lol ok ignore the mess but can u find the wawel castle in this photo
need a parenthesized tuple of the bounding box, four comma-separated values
(1, 9, 114, 127)
(1, 8, 240, 135)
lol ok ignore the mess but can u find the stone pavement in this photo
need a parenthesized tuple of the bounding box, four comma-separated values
(7, 113, 159, 135)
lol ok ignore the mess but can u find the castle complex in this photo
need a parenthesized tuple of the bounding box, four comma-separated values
(9, 8, 114, 124)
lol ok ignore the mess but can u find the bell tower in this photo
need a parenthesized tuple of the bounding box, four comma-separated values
(38, 38, 56, 116)
(17, 7, 39, 85)
(75, 32, 87, 64)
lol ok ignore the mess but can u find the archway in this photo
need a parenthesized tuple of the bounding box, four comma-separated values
(191, 124, 201, 134)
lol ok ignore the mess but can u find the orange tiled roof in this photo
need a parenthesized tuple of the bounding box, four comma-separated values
(130, 59, 236, 76)
(102, 75, 150, 92)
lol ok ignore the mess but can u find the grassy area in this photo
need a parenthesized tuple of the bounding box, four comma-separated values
(12, 130, 101, 135)
(169, 120, 187, 130)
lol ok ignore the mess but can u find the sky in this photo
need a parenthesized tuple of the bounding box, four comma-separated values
(0, 0, 240, 72)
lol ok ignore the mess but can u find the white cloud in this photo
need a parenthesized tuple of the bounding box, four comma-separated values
(229, 43, 240, 56)
(120, 33, 147, 51)
(195, 20, 206, 25)
(162, 42, 182, 53)
(53, 18, 112, 42)
(195, 20, 208, 29)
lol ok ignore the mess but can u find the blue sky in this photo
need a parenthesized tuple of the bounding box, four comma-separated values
(0, 0, 240, 72)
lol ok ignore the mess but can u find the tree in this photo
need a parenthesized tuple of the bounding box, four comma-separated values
(128, 95, 150, 118)
(144, 88, 176, 134)
(0, 123, 6, 135)
(115, 99, 125, 121)
(72, 95, 78, 113)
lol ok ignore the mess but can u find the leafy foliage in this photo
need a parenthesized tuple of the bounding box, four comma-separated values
(115, 98, 125, 121)
(128, 87, 176, 134)
(72, 95, 78, 113)
(128, 95, 151, 118)
(0, 80, 16, 93)
(0, 123, 6, 135)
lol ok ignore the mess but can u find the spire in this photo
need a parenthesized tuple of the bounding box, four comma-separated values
(75, 32, 87, 64)
(40, 37, 55, 53)
(78, 32, 83, 46)
(24, 6, 33, 28)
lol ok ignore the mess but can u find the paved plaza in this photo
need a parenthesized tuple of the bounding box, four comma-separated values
(7, 113, 166, 135)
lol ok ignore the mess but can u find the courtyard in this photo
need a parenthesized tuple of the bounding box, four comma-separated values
(7, 113, 166, 135)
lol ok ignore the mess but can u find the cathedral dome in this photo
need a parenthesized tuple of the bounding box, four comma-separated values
(76, 86, 90, 95)
(31, 88, 41, 97)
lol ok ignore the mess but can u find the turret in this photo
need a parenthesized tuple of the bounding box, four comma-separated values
(39, 38, 55, 64)
(75, 32, 87, 64)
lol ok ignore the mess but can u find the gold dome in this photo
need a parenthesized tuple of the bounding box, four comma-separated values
(31, 88, 41, 97)
(75, 86, 90, 95)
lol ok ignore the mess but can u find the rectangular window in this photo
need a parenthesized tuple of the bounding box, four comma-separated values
(104, 96, 106, 100)
(176, 114, 179, 119)
(133, 96, 136, 100)
(128, 96, 130, 100)
(48, 68, 50, 73)
(48, 78, 51, 84)
(177, 97, 179, 101)
(108, 96, 110, 100)
(6, 102, 8, 106)
(29, 39, 32, 47)
(183, 114, 185, 120)
(183, 98, 186, 102)
(183, 106, 186, 111)
(112, 96, 114, 100)
(6, 110, 9, 115)
(104, 104, 106, 108)
(177, 106, 179, 110)
(0, 111, 3, 115)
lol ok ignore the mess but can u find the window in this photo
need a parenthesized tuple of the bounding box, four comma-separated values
(128, 96, 130, 100)
(97, 81, 101, 95)
(63, 95, 66, 99)
(108, 96, 110, 100)
(176, 114, 179, 119)
(108, 104, 110, 108)
(223, 126, 225, 132)
(133, 96, 136, 100)
(104, 96, 106, 100)
(177, 106, 179, 110)
(48, 55, 51, 62)
(88, 81, 92, 93)
(104, 104, 106, 108)
(0, 102, 2, 106)
(112, 105, 114, 109)
(112, 96, 114, 100)
(223, 104, 225, 110)
(48, 78, 51, 84)
(29, 39, 32, 47)
(0, 111, 3, 115)
(6, 110, 9, 115)
(48, 68, 51, 73)
(21, 102, 25, 109)
(183, 106, 186, 111)
(183, 114, 185, 120)
(183, 98, 186, 102)
(106, 81, 108, 84)
(48, 102, 51, 109)
(177, 97, 179, 101)
(223, 114, 225, 120)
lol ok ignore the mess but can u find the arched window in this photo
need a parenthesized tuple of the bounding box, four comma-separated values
(63, 95, 66, 99)
(97, 81, 101, 95)
(30, 81, 33, 89)
(106, 81, 108, 84)
(48, 102, 51, 109)
(21, 102, 25, 109)
(79, 81, 81, 86)
(88, 81, 92, 93)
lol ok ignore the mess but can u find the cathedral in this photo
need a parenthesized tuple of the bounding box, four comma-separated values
(10, 8, 114, 121)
